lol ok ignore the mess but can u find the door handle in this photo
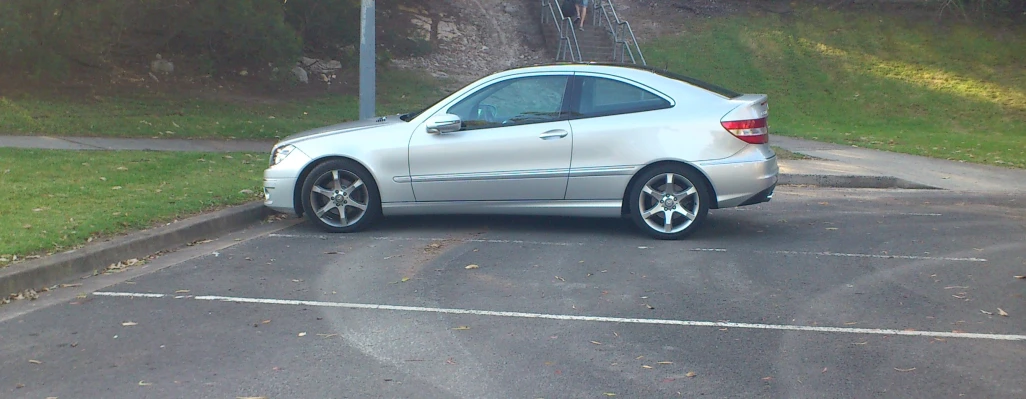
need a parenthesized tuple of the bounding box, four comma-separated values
(539, 130, 569, 140)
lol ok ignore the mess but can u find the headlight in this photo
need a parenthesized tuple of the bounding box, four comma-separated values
(270, 144, 296, 166)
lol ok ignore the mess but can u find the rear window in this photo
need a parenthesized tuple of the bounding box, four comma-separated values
(640, 66, 742, 98)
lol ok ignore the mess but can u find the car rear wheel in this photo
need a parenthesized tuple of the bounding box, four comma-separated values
(301, 159, 380, 233)
(628, 166, 711, 240)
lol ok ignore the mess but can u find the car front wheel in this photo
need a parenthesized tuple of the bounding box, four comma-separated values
(300, 159, 380, 233)
(628, 166, 711, 240)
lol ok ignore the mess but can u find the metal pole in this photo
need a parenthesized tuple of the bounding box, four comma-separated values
(359, 0, 376, 119)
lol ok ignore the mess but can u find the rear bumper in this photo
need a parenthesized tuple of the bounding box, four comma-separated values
(696, 146, 778, 209)
(737, 183, 776, 206)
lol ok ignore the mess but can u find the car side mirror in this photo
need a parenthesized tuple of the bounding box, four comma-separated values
(425, 113, 462, 134)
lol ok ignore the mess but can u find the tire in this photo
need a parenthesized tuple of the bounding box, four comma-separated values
(627, 165, 711, 240)
(300, 159, 381, 233)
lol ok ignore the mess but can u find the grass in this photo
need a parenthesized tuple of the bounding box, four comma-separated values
(644, 7, 1026, 168)
(0, 68, 450, 268)
(0, 148, 264, 265)
(771, 146, 814, 161)
(0, 69, 449, 140)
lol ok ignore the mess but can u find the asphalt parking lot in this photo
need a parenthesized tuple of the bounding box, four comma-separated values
(2, 186, 1025, 399)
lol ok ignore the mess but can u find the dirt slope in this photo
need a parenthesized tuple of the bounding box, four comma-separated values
(390, 0, 742, 84)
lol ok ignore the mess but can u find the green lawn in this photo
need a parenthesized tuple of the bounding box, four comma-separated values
(0, 149, 264, 264)
(644, 7, 1026, 168)
(0, 69, 448, 140)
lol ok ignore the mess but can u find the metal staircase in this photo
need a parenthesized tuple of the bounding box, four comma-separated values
(539, 0, 645, 65)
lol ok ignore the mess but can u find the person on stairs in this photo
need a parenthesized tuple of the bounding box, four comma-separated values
(574, 0, 589, 31)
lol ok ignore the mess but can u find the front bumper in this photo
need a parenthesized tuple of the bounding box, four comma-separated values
(263, 176, 299, 214)
(263, 146, 312, 215)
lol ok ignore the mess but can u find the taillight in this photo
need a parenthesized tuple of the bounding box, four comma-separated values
(722, 117, 769, 144)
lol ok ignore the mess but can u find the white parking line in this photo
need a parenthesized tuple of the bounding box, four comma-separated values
(92, 292, 1026, 341)
(690, 248, 987, 262)
(268, 233, 582, 246)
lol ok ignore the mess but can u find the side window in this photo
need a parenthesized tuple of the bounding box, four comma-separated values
(448, 75, 569, 130)
(575, 77, 671, 118)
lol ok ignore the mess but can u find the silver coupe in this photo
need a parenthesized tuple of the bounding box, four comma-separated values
(263, 63, 778, 239)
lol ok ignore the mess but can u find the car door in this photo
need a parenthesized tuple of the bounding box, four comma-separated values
(564, 73, 675, 200)
(408, 73, 574, 202)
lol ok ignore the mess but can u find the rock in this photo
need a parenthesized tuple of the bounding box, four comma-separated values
(291, 65, 309, 83)
(150, 54, 174, 74)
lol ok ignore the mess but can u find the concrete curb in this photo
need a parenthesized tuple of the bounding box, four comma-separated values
(779, 174, 940, 190)
(1, 202, 275, 297)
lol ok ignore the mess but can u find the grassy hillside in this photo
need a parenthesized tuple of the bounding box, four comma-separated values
(0, 69, 447, 140)
(644, 7, 1026, 168)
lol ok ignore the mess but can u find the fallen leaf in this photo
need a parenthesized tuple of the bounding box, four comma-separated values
(122, 321, 138, 326)
(644, 304, 655, 310)
(894, 367, 916, 372)
(642, 365, 653, 369)
(400, 277, 411, 283)
(825, 227, 838, 230)
(555, 276, 565, 282)
(686, 371, 697, 378)
(852, 341, 868, 345)
(657, 361, 673, 365)
(175, 290, 190, 294)
(138, 380, 152, 386)
(603, 394, 617, 397)
(298, 332, 307, 337)
(465, 264, 480, 269)
(262, 320, 271, 324)
(822, 367, 828, 373)
(590, 340, 602, 345)
(1015, 276, 1025, 279)
(59, 283, 82, 288)
(28, 359, 42, 364)
(316, 333, 339, 338)
(981, 310, 993, 315)
(997, 308, 1009, 317)
(452, 326, 471, 330)
(761, 376, 772, 381)
(111, 186, 122, 190)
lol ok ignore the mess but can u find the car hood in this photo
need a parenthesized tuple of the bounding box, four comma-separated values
(278, 115, 405, 145)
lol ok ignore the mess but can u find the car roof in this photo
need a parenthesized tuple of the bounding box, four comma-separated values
(494, 62, 742, 98)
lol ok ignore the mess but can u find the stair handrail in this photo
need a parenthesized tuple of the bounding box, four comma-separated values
(540, 0, 583, 62)
(592, 0, 646, 65)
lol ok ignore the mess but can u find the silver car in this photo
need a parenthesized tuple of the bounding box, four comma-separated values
(263, 63, 777, 239)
